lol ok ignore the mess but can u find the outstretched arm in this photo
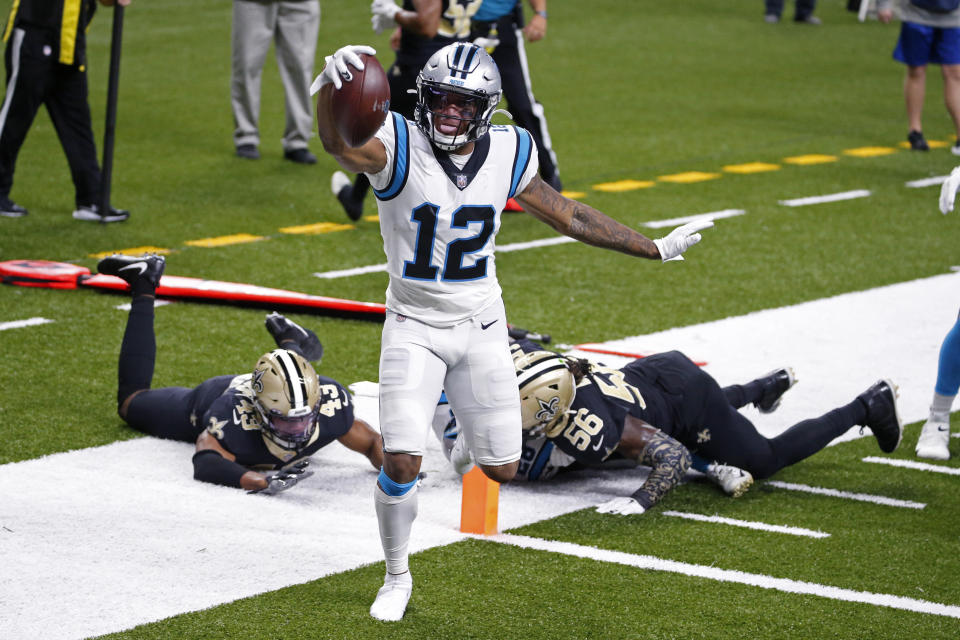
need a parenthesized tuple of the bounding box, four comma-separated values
(595, 417, 691, 515)
(338, 419, 384, 469)
(313, 46, 389, 175)
(516, 175, 711, 261)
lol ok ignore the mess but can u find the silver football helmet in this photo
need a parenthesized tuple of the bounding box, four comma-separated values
(252, 349, 321, 450)
(415, 42, 502, 151)
(514, 350, 577, 438)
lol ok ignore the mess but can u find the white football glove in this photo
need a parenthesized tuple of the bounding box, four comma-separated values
(371, 0, 401, 34)
(652, 219, 713, 262)
(939, 166, 960, 214)
(310, 45, 377, 95)
(595, 496, 646, 515)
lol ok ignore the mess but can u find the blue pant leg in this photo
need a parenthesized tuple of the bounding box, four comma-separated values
(935, 310, 960, 396)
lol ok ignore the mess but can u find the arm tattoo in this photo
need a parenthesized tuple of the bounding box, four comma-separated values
(630, 431, 691, 509)
(568, 206, 660, 259)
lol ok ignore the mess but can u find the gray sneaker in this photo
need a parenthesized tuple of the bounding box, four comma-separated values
(73, 204, 130, 223)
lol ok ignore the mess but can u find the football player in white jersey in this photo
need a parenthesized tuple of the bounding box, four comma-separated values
(313, 41, 712, 621)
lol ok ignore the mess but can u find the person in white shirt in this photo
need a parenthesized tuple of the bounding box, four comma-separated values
(313, 41, 711, 622)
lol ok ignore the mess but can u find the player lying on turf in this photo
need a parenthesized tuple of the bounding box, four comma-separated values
(438, 339, 903, 514)
(98, 254, 383, 494)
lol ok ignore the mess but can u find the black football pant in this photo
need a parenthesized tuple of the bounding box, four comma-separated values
(117, 294, 228, 443)
(649, 351, 867, 479)
(0, 27, 101, 205)
(485, 6, 561, 190)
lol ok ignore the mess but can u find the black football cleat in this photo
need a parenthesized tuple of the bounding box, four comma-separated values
(0, 196, 28, 217)
(283, 148, 317, 165)
(265, 312, 324, 362)
(753, 367, 797, 414)
(331, 171, 363, 221)
(97, 254, 166, 290)
(858, 379, 903, 453)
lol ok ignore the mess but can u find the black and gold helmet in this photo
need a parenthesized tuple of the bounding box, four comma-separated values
(514, 350, 576, 438)
(251, 349, 321, 449)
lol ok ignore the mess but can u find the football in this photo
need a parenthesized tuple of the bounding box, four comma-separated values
(329, 53, 391, 148)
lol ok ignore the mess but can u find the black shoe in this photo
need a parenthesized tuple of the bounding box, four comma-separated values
(236, 144, 260, 160)
(283, 148, 317, 164)
(544, 173, 563, 192)
(753, 367, 797, 414)
(265, 312, 324, 362)
(97, 253, 166, 289)
(858, 379, 903, 453)
(908, 130, 929, 151)
(331, 171, 364, 221)
(0, 196, 28, 217)
(73, 204, 130, 222)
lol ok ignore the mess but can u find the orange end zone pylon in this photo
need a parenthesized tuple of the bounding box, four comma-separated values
(459, 467, 499, 535)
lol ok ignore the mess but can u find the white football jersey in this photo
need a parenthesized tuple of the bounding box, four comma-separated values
(368, 112, 539, 326)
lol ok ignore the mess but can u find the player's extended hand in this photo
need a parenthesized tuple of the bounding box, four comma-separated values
(310, 45, 377, 94)
(595, 496, 646, 515)
(939, 166, 960, 214)
(652, 219, 713, 262)
(371, 0, 401, 34)
(265, 312, 324, 363)
(248, 461, 314, 495)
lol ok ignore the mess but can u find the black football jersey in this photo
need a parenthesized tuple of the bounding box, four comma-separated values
(512, 340, 683, 465)
(395, 0, 482, 68)
(200, 373, 354, 470)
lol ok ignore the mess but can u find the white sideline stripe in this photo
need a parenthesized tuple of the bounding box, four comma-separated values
(0, 317, 53, 331)
(488, 533, 960, 619)
(765, 481, 925, 509)
(778, 190, 871, 207)
(642, 209, 746, 229)
(863, 456, 960, 476)
(661, 510, 830, 538)
(312, 236, 576, 279)
(905, 175, 948, 188)
(115, 300, 172, 311)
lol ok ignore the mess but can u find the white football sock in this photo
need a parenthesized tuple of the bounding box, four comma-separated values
(374, 482, 419, 575)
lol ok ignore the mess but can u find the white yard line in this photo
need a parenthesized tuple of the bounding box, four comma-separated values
(488, 533, 960, 619)
(862, 457, 960, 476)
(0, 317, 53, 331)
(778, 190, 871, 207)
(905, 176, 948, 188)
(661, 510, 830, 538)
(765, 481, 926, 509)
(641, 209, 746, 229)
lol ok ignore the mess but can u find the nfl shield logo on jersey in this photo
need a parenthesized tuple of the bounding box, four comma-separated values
(456, 174, 467, 189)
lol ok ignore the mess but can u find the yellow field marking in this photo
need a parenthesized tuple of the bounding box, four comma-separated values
(87, 246, 171, 259)
(561, 190, 587, 199)
(897, 139, 950, 149)
(279, 222, 354, 235)
(657, 171, 721, 184)
(363, 214, 380, 222)
(722, 162, 781, 174)
(184, 233, 264, 248)
(783, 154, 837, 165)
(842, 146, 897, 158)
(593, 179, 656, 192)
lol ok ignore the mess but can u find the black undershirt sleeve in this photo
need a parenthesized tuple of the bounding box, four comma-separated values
(192, 449, 249, 488)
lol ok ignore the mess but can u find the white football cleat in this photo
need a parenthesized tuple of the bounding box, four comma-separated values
(706, 462, 753, 498)
(915, 419, 951, 461)
(449, 431, 475, 475)
(370, 572, 413, 622)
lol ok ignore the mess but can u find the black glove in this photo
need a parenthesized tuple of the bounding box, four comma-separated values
(265, 312, 324, 362)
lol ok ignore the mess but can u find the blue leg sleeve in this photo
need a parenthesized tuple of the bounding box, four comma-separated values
(378, 467, 418, 497)
(935, 312, 960, 396)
